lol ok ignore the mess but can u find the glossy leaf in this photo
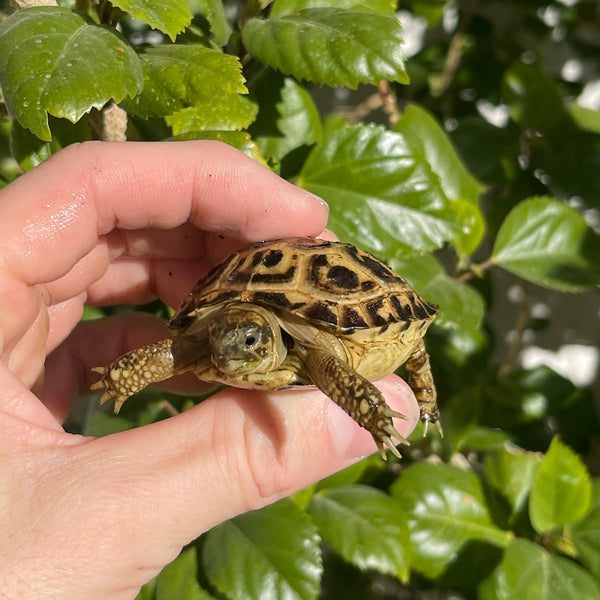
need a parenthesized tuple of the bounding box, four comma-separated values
(492, 196, 600, 291)
(156, 547, 215, 600)
(298, 119, 480, 257)
(390, 253, 485, 333)
(567, 479, 600, 579)
(242, 8, 408, 88)
(202, 499, 322, 600)
(125, 45, 245, 119)
(307, 485, 411, 582)
(270, 0, 397, 17)
(187, 0, 231, 45)
(479, 538, 600, 600)
(166, 94, 258, 134)
(111, 0, 192, 40)
(395, 104, 484, 256)
(0, 7, 143, 141)
(255, 77, 322, 162)
(390, 462, 512, 577)
(484, 444, 542, 519)
(171, 131, 266, 163)
(529, 437, 592, 534)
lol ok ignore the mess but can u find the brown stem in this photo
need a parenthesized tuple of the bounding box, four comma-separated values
(378, 80, 400, 127)
(457, 257, 494, 282)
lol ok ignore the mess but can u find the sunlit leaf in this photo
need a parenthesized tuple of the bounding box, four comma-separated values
(270, 0, 397, 17)
(0, 7, 143, 141)
(242, 8, 408, 88)
(156, 547, 215, 600)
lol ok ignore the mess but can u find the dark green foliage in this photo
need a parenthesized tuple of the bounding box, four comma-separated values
(1, 0, 599, 597)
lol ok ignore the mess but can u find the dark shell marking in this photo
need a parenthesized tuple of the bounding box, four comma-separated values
(169, 237, 437, 334)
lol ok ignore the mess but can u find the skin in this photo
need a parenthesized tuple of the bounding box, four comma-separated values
(0, 141, 420, 600)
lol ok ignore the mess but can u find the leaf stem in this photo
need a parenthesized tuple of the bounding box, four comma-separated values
(457, 257, 494, 281)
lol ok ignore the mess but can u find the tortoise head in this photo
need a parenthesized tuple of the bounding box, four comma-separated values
(208, 303, 287, 375)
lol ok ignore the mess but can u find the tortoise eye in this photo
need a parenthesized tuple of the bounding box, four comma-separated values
(245, 335, 257, 347)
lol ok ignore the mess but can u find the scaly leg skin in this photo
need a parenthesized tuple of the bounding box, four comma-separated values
(405, 339, 442, 436)
(305, 348, 409, 460)
(91, 339, 176, 413)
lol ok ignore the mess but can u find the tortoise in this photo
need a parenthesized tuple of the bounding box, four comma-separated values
(91, 237, 440, 459)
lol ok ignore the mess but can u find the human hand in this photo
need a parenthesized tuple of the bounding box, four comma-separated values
(0, 141, 420, 599)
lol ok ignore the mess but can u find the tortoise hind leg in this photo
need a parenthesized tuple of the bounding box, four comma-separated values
(304, 348, 409, 460)
(405, 339, 442, 436)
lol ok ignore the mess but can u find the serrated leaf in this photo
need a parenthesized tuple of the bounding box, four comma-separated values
(567, 479, 600, 579)
(529, 437, 592, 534)
(271, 0, 397, 17)
(202, 499, 322, 600)
(126, 45, 245, 119)
(0, 7, 143, 141)
(395, 105, 484, 256)
(187, 0, 232, 45)
(492, 196, 600, 291)
(307, 485, 411, 582)
(166, 94, 258, 134)
(171, 131, 266, 163)
(156, 547, 215, 600)
(111, 0, 192, 41)
(484, 444, 542, 520)
(390, 462, 512, 577)
(390, 253, 485, 333)
(298, 120, 479, 257)
(255, 77, 322, 162)
(479, 538, 600, 600)
(242, 8, 408, 88)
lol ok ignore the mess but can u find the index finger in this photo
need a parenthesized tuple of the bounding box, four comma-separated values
(0, 141, 328, 287)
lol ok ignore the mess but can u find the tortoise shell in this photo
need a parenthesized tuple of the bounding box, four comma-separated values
(169, 237, 438, 336)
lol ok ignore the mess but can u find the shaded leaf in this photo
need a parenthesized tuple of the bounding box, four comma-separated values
(298, 119, 480, 257)
(567, 479, 600, 580)
(484, 444, 542, 519)
(529, 437, 592, 534)
(188, 0, 232, 45)
(391, 462, 512, 578)
(202, 499, 322, 600)
(479, 538, 600, 600)
(255, 77, 322, 162)
(111, 0, 192, 41)
(242, 8, 408, 88)
(390, 253, 485, 333)
(271, 0, 397, 17)
(307, 485, 411, 582)
(492, 196, 600, 291)
(166, 94, 258, 134)
(125, 45, 245, 119)
(0, 7, 143, 141)
(156, 547, 215, 600)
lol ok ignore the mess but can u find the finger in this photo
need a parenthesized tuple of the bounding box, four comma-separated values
(0, 141, 328, 288)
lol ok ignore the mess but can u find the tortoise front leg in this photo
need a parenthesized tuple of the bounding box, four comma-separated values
(91, 339, 177, 413)
(405, 339, 442, 436)
(304, 348, 409, 460)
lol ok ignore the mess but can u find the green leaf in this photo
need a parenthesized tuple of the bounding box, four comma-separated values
(187, 0, 232, 45)
(298, 119, 480, 257)
(529, 437, 592, 534)
(242, 8, 408, 88)
(171, 131, 266, 163)
(479, 538, 600, 600)
(111, 0, 192, 41)
(166, 94, 258, 134)
(390, 253, 485, 333)
(390, 462, 512, 578)
(307, 485, 411, 582)
(395, 104, 484, 256)
(271, 0, 397, 17)
(156, 547, 215, 600)
(492, 196, 600, 291)
(484, 444, 542, 520)
(255, 77, 322, 162)
(202, 499, 322, 600)
(568, 103, 600, 135)
(0, 7, 143, 141)
(567, 479, 600, 579)
(502, 62, 569, 133)
(125, 45, 246, 119)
